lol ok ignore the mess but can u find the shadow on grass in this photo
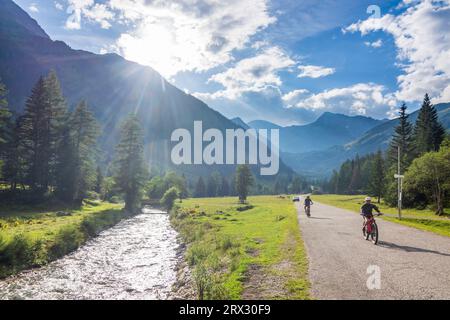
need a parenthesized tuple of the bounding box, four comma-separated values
(378, 241, 450, 257)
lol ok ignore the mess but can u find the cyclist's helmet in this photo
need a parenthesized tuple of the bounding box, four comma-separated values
(365, 197, 372, 202)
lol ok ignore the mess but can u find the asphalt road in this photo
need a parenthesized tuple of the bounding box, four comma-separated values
(296, 201, 450, 300)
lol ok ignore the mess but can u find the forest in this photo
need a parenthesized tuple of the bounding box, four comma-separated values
(323, 97, 449, 215)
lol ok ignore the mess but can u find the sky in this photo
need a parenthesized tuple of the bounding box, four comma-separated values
(14, 0, 450, 125)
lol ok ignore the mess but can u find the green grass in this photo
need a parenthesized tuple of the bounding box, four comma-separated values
(0, 201, 124, 278)
(172, 195, 310, 300)
(313, 194, 450, 237)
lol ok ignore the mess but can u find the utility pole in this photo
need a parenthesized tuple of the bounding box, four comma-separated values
(394, 146, 404, 220)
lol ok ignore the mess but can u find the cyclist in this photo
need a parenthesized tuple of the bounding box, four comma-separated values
(361, 197, 381, 230)
(304, 196, 313, 214)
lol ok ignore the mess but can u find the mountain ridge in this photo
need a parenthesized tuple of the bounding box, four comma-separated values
(283, 103, 450, 177)
(0, 0, 293, 180)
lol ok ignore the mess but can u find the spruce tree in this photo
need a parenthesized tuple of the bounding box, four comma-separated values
(235, 164, 253, 203)
(221, 176, 230, 196)
(19, 72, 68, 193)
(54, 126, 77, 202)
(414, 94, 445, 155)
(368, 150, 385, 203)
(45, 70, 68, 182)
(113, 115, 147, 213)
(0, 79, 12, 162)
(20, 76, 51, 191)
(95, 166, 104, 195)
(389, 103, 414, 170)
(70, 101, 99, 204)
(194, 176, 206, 198)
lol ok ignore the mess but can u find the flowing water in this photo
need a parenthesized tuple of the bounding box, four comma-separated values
(0, 207, 180, 300)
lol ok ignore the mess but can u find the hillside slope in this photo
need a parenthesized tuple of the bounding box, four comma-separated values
(0, 0, 292, 179)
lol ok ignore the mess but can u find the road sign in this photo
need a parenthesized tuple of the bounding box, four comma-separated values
(394, 174, 404, 179)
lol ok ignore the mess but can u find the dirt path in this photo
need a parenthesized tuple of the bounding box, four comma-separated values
(296, 202, 450, 300)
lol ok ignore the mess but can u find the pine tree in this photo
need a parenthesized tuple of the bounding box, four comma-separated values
(235, 164, 253, 203)
(2, 118, 21, 190)
(95, 166, 104, 195)
(414, 94, 445, 155)
(194, 177, 206, 198)
(368, 150, 385, 203)
(0, 78, 12, 152)
(220, 176, 230, 196)
(45, 70, 68, 184)
(54, 126, 77, 202)
(20, 76, 51, 191)
(19, 72, 68, 193)
(70, 101, 99, 204)
(113, 115, 147, 213)
(389, 103, 414, 170)
(290, 176, 302, 194)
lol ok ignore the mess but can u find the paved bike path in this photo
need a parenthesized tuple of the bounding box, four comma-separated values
(296, 202, 450, 300)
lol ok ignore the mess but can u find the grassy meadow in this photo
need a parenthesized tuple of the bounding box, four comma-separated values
(313, 195, 450, 237)
(171, 195, 310, 300)
(0, 201, 124, 278)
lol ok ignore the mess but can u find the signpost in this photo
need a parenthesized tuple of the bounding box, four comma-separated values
(395, 146, 404, 220)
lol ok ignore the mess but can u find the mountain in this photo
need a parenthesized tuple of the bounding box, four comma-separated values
(0, 0, 293, 180)
(283, 103, 450, 177)
(230, 117, 250, 129)
(248, 113, 384, 154)
(248, 120, 282, 130)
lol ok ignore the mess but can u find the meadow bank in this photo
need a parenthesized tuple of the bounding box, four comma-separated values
(0, 201, 124, 278)
(170, 195, 310, 300)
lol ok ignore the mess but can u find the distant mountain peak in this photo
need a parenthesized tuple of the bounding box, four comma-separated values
(0, 0, 49, 39)
(230, 117, 249, 129)
(248, 120, 282, 130)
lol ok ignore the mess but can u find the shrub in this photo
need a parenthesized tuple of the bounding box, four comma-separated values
(161, 187, 180, 211)
(186, 243, 210, 266)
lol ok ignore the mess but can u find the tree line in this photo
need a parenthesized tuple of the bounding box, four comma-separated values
(324, 94, 449, 215)
(0, 73, 147, 213)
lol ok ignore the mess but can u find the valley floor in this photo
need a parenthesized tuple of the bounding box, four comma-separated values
(172, 196, 311, 300)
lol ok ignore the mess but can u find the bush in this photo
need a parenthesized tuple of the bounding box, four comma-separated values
(109, 196, 122, 204)
(161, 187, 180, 210)
(194, 262, 229, 300)
(186, 243, 211, 266)
(236, 205, 254, 212)
(48, 226, 84, 259)
(85, 191, 100, 200)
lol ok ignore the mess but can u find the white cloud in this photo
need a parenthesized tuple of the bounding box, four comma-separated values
(71, 0, 275, 77)
(29, 3, 39, 13)
(297, 65, 335, 78)
(197, 46, 295, 99)
(282, 89, 310, 107)
(65, 0, 114, 30)
(346, 0, 450, 103)
(364, 39, 383, 48)
(55, 1, 64, 10)
(288, 83, 398, 117)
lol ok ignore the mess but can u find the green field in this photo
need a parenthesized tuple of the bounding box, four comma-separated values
(172, 195, 310, 300)
(313, 195, 450, 237)
(0, 201, 124, 278)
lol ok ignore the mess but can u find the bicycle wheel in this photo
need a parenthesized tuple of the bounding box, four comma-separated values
(363, 226, 370, 240)
(370, 222, 379, 245)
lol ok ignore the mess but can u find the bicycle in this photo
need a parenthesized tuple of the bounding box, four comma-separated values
(305, 205, 312, 217)
(362, 213, 383, 245)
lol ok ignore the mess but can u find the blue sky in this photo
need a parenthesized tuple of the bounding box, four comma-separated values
(15, 0, 450, 125)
